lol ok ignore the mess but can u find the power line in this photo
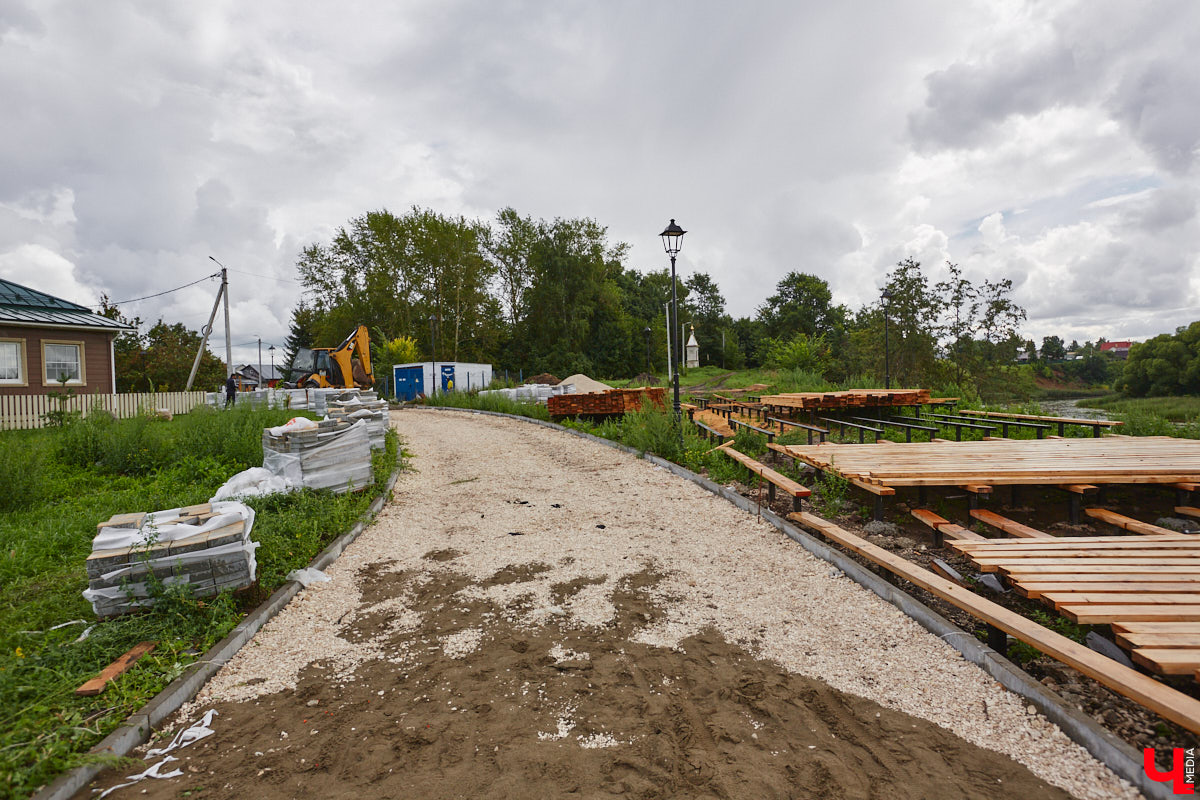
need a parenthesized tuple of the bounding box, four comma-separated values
(100, 272, 220, 307)
(226, 268, 302, 284)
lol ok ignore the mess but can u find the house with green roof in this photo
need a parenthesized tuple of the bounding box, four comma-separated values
(0, 278, 133, 397)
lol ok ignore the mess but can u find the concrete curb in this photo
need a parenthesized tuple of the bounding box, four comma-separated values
(420, 405, 1162, 799)
(34, 460, 405, 800)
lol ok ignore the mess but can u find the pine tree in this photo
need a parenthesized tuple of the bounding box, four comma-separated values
(281, 302, 318, 380)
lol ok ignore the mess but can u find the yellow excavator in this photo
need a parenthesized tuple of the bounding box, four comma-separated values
(289, 325, 374, 389)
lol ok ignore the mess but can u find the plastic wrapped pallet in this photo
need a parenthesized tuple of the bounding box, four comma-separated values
(261, 418, 373, 494)
(327, 390, 389, 449)
(82, 502, 258, 617)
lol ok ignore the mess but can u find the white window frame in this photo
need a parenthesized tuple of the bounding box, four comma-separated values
(42, 339, 86, 387)
(0, 338, 28, 386)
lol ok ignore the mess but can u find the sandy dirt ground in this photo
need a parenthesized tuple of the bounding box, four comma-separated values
(82, 408, 1138, 799)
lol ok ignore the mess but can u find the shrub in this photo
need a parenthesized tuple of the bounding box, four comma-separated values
(0, 439, 45, 513)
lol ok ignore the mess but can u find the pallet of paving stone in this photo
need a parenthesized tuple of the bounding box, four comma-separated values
(83, 503, 258, 617)
(262, 418, 374, 493)
(327, 390, 389, 449)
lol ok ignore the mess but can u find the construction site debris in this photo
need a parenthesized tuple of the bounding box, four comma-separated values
(76, 641, 156, 696)
(527, 372, 560, 385)
(82, 502, 258, 617)
(261, 417, 373, 494)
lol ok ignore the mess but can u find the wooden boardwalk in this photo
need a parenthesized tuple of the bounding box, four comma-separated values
(949, 535, 1200, 679)
(775, 436, 1200, 489)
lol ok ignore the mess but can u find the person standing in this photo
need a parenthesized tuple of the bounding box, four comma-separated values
(225, 374, 237, 407)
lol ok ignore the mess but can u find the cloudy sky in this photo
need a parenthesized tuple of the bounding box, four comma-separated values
(2, 0, 1199, 368)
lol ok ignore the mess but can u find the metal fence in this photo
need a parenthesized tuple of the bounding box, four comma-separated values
(0, 391, 208, 430)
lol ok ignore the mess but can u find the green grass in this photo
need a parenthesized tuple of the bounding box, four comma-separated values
(423, 391, 551, 420)
(0, 406, 402, 798)
(1080, 394, 1200, 422)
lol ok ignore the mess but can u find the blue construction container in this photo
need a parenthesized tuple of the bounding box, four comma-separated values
(392, 362, 493, 401)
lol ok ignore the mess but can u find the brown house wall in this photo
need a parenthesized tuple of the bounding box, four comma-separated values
(0, 325, 116, 396)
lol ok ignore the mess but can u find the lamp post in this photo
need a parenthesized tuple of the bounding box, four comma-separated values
(660, 219, 686, 437)
(881, 288, 893, 389)
(268, 345, 275, 388)
(428, 314, 438, 397)
(643, 326, 652, 375)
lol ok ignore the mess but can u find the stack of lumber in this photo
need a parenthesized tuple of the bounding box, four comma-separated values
(692, 409, 735, 437)
(760, 389, 932, 412)
(326, 389, 389, 449)
(776, 436, 1200, 490)
(83, 502, 257, 617)
(262, 418, 373, 493)
(547, 387, 665, 418)
(949, 534, 1200, 678)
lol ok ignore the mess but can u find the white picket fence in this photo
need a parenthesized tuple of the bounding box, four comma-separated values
(0, 391, 208, 431)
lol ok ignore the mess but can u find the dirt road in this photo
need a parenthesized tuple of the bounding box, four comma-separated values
(84, 409, 1135, 799)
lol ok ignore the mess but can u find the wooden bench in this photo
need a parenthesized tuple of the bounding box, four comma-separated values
(720, 447, 811, 510)
(768, 416, 829, 444)
(787, 511, 1200, 735)
(959, 409, 1122, 438)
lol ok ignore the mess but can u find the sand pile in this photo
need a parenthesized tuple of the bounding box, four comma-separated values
(558, 373, 612, 394)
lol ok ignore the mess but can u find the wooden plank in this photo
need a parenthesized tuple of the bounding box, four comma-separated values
(1063, 484, 1098, 494)
(1085, 508, 1185, 536)
(953, 534, 1189, 549)
(1005, 564, 1200, 575)
(1132, 648, 1200, 675)
(977, 557, 1200, 572)
(75, 641, 156, 696)
(1020, 583, 1200, 599)
(955, 542, 1200, 556)
(786, 511, 1200, 734)
(1116, 632, 1200, 649)
(1041, 592, 1200, 607)
(719, 448, 810, 498)
(910, 509, 987, 541)
(1018, 575, 1200, 586)
(1060, 605, 1200, 624)
(968, 509, 1054, 539)
(1175, 506, 1200, 520)
(1112, 621, 1200, 633)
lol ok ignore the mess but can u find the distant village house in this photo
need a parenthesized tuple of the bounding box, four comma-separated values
(0, 278, 132, 397)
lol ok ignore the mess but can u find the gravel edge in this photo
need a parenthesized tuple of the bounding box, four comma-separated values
(428, 406, 1163, 800)
(31, 463, 406, 800)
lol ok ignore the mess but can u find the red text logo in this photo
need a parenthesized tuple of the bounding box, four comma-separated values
(1145, 748, 1196, 794)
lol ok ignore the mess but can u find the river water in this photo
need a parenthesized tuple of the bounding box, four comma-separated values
(1036, 398, 1114, 420)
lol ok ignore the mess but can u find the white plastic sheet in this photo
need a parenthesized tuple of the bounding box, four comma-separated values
(211, 466, 299, 501)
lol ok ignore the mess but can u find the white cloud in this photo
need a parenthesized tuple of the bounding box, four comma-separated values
(0, 0, 1197, 368)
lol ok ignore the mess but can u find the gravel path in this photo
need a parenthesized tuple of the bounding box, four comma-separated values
(96, 408, 1137, 799)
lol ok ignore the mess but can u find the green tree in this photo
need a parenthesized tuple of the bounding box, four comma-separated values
(517, 217, 630, 376)
(880, 259, 942, 387)
(756, 272, 843, 342)
(683, 272, 727, 367)
(1041, 335, 1066, 361)
(485, 207, 542, 329)
(1118, 322, 1200, 396)
(281, 302, 319, 381)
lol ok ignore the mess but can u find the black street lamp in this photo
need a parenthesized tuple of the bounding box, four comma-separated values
(881, 288, 893, 389)
(268, 345, 275, 387)
(428, 314, 438, 396)
(643, 326, 652, 375)
(660, 219, 686, 436)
